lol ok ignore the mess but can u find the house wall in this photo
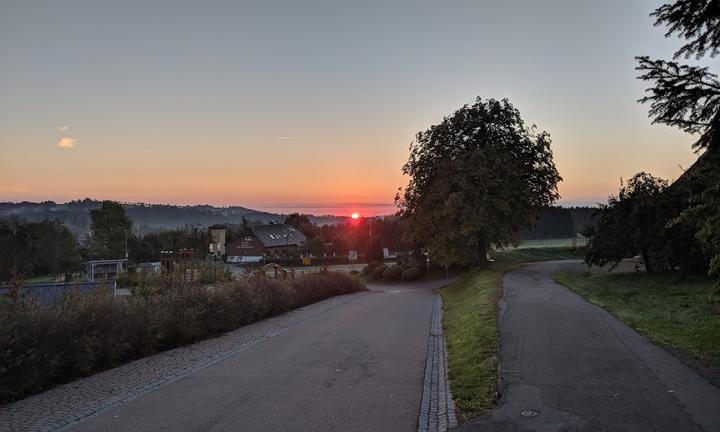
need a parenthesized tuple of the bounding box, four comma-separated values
(226, 236, 265, 258)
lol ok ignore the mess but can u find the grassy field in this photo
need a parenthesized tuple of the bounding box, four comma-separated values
(555, 270, 720, 366)
(440, 264, 517, 418)
(509, 235, 588, 249)
(493, 246, 585, 263)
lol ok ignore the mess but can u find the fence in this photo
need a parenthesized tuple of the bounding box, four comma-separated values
(0, 281, 115, 306)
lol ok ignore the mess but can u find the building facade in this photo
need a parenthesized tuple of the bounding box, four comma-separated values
(226, 224, 307, 263)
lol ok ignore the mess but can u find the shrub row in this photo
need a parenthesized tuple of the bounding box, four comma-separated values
(0, 272, 365, 404)
(363, 261, 422, 282)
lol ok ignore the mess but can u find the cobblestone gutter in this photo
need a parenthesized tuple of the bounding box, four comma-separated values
(0, 291, 368, 432)
(418, 295, 458, 432)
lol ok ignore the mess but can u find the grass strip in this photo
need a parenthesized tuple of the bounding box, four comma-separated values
(440, 263, 517, 419)
(555, 270, 720, 366)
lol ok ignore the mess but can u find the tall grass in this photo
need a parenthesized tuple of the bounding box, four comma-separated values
(0, 272, 365, 404)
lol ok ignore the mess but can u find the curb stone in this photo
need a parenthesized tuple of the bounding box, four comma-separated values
(418, 295, 458, 432)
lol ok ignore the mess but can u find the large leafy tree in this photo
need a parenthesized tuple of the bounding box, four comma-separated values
(397, 97, 561, 267)
(90, 201, 132, 259)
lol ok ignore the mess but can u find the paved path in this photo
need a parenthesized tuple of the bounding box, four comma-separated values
(1, 278, 456, 432)
(461, 261, 720, 432)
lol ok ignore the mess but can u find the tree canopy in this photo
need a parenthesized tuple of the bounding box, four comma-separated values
(397, 97, 561, 267)
(0, 219, 80, 281)
(585, 173, 672, 273)
(89, 201, 132, 259)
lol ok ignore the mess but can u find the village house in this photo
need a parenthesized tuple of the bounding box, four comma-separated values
(226, 224, 307, 263)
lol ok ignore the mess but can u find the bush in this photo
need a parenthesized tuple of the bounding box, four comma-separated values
(362, 261, 384, 275)
(382, 265, 404, 281)
(0, 272, 365, 403)
(401, 267, 422, 282)
(370, 264, 388, 280)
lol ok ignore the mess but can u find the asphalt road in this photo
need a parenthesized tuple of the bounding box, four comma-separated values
(461, 261, 720, 432)
(68, 278, 455, 432)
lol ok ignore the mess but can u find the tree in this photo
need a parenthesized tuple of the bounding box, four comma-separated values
(681, 151, 720, 279)
(636, 0, 720, 151)
(0, 219, 81, 281)
(0, 219, 33, 281)
(28, 220, 80, 276)
(364, 236, 384, 263)
(303, 236, 326, 258)
(89, 201, 132, 259)
(636, 0, 720, 280)
(284, 213, 318, 238)
(397, 97, 561, 267)
(585, 173, 675, 273)
(331, 236, 349, 256)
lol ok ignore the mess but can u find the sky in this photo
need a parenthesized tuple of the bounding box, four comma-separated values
(0, 0, 716, 214)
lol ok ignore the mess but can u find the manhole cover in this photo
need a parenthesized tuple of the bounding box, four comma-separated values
(520, 409, 540, 418)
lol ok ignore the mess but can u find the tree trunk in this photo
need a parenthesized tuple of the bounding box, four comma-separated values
(641, 248, 654, 274)
(477, 239, 490, 269)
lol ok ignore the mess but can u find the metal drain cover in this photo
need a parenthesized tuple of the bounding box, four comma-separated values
(520, 409, 540, 418)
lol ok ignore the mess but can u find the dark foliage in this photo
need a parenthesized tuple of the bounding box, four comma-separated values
(129, 227, 211, 263)
(364, 236, 384, 263)
(636, 57, 720, 150)
(397, 97, 561, 267)
(584, 172, 707, 275)
(0, 219, 80, 282)
(633, 0, 720, 282)
(370, 264, 389, 280)
(653, 0, 720, 59)
(400, 266, 422, 282)
(637, 0, 720, 150)
(89, 201, 132, 259)
(382, 264, 404, 281)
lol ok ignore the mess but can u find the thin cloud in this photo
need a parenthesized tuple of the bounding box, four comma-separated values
(56, 125, 69, 132)
(276, 136, 297, 140)
(142, 149, 157, 153)
(57, 137, 76, 149)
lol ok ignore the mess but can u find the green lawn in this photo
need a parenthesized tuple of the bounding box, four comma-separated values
(440, 264, 517, 418)
(493, 246, 585, 263)
(511, 235, 588, 249)
(555, 270, 720, 366)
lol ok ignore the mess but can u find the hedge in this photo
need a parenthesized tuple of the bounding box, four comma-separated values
(0, 272, 365, 403)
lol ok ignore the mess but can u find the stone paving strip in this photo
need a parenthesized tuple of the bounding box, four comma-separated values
(0, 291, 369, 432)
(418, 295, 458, 432)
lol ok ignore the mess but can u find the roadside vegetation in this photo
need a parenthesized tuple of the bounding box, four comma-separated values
(440, 264, 516, 418)
(555, 270, 720, 366)
(0, 271, 365, 404)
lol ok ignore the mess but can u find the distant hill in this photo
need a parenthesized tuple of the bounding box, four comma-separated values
(0, 199, 346, 235)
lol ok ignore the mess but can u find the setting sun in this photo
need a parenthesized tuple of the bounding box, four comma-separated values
(351, 212, 360, 219)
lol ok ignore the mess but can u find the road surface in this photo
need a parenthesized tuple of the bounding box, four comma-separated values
(461, 261, 720, 432)
(62, 278, 455, 432)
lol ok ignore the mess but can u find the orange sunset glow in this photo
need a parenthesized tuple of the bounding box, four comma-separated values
(0, 1, 703, 213)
